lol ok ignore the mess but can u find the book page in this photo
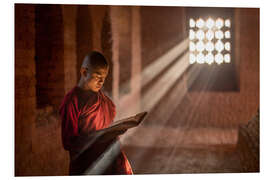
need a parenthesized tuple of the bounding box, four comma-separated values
(109, 111, 147, 128)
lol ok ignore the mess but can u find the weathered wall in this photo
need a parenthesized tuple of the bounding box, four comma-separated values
(141, 6, 186, 68)
(35, 5, 65, 109)
(15, 4, 111, 176)
(15, 4, 69, 176)
(177, 8, 260, 145)
(15, 4, 36, 176)
(76, 5, 92, 81)
(32, 108, 68, 175)
(110, 6, 133, 97)
(62, 5, 77, 94)
(236, 111, 259, 172)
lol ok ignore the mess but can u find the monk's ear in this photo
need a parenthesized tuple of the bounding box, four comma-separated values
(80, 67, 88, 78)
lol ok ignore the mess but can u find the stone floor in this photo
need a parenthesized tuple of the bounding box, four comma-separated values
(123, 144, 243, 174)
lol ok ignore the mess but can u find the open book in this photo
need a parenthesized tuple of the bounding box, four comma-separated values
(76, 112, 148, 158)
(105, 111, 147, 133)
(76, 111, 148, 154)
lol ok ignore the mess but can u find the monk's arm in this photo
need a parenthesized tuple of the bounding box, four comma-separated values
(60, 96, 126, 151)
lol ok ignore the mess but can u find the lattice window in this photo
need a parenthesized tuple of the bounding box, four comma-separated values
(189, 17, 232, 65)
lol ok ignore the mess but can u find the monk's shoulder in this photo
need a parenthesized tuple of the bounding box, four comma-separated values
(59, 87, 79, 113)
(99, 91, 115, 107)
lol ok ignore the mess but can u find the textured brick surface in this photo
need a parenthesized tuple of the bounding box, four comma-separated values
(15, 4, 113, 176)
(101, 10, 113, 96)
(32, 111, 69, 175)
(110, 6, 133, 96)
(176, 8, 259, 131)
(35, 4, 65, 109)
(62, 5, 77, 93)
(236, 111, 259, 172)
(15, 4, 36, 176)
(141, 6, 186, 69)
(76, 5, 92, 81)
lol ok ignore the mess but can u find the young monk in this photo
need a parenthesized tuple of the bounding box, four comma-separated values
(59, 51, 133, 175)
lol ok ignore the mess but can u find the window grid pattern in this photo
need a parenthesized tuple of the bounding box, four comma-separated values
(189, 18, 231, 65)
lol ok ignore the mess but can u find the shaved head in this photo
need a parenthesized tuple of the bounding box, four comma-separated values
(81, 51, 109, 71)
(79, 51, 109, 92)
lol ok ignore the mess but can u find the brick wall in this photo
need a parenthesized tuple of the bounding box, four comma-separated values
(141, 6, 186, 69)
(101, 9, 113, 96)
(15, 4, 113, 176)
(62, 5, 77, 93)
(179, 8, 259, 144)
(110, 6, 133, 96)
(236, 111, 259, 172)
(76, 5, 92, 81)
(35, 4, 65, 109)
(185, 8, 259, 128)
(15, 4, 36, 175)
(32, 110, 69, 175)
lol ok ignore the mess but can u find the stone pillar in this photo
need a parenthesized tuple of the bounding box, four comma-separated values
(110, 6, 120, 103)
(62, 5, 77, 93)
(234, 9, 241, 89)
(101, 9, 113, 96)
(90, 5, 107, 52)
(235, 8, 260, 123)
(76, 5, 92, 82)
(131, 6, 142, 113)
(15, 4, 36, 176)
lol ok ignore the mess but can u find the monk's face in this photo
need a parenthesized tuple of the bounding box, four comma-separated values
(83, 66, 109, 92)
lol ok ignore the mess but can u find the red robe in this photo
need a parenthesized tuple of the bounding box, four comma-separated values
(59, 86, 133, 175)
